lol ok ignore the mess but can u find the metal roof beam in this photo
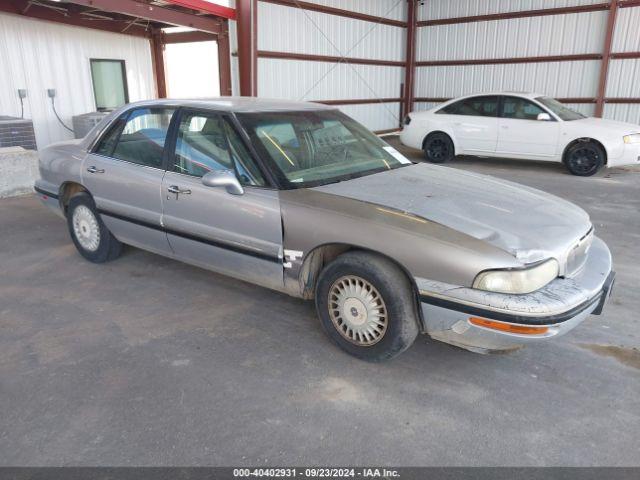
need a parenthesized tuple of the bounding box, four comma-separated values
(1, 0, 152, 36)
(163, 0, 235, 20)
(63, 0, 222, 34)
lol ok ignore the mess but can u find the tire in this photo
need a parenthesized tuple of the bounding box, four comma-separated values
(423, 132, 454, 163)
(564, 141, 605, 176)
(66, 192, 122, 263)
(315, 251, 420, 362)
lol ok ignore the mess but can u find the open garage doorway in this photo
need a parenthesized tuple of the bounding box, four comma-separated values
(165, 40, 221, 98)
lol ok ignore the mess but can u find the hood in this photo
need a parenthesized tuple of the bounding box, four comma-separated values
(313, 164, 592, 264)
(572, 117, 640, 134)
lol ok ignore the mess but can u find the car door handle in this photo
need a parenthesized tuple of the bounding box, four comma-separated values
(167, 185, 191, 195)
(500, 125, 509, 129)
(86, 166, 105, 174)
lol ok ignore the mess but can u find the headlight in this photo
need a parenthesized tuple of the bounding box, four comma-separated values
(473, 259, 559, 294)
(623, 133, 640, 144)
(403, 115, 412, 126)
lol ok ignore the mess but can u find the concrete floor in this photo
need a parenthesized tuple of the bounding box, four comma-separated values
(1, 138, 639, 466)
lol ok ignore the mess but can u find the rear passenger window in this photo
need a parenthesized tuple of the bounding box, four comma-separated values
(438, 96, 498, 117)
(111, 108, 175, 168)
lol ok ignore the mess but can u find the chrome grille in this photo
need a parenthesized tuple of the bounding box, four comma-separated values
(566, 228, 594, 277)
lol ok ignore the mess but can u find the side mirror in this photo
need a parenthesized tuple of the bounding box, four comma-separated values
(537, 112, 552, 121)
(201, 170, 244, 195)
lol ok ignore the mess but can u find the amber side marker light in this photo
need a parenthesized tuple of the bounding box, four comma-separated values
(469, 317, 549, 335)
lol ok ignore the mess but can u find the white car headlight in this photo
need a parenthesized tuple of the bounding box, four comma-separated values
(623, 133, 640, 144)
(473, 259, 559, 294)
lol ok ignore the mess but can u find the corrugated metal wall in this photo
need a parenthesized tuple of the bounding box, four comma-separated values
(256, 0, 406, 132)
(0, 13, 155, 148)
(413, 1, 640, 125)
(415, 61, 601, 98)
(416, 11, 607, 60)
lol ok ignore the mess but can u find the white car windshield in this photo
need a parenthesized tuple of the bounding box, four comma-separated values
(236, 110, 411, 188)
(536, 96, 586, 121)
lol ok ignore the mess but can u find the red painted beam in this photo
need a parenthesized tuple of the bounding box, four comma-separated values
(611, 51, 640, 59)
(64, 0, 222, 34)
(404, 0, 418, 117)
(260, 0, 405, 27)
(163, 31, 217, 44)
(595, 0, 619, 117)
(416, 53, 602, 67)
(604, 98, 640, 104)
(150, 30, 167, 98)
(314, 98, 402, 106)
(417, 3, 610, 27)
(164, 0, 236, 20)
(237, 0, 258, 96)
(257, 50, 405, 67)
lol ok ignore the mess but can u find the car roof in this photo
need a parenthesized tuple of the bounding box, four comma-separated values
(121, 97, 336, 113)
(451, 92, 547, 101)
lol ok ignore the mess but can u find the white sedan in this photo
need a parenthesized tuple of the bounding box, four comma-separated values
(400, 92, 640, 176)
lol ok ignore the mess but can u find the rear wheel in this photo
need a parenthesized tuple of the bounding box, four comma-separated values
(423, 132, 454, 163)
(315, 252, 420, 362)
(564, 141, 605, 176)
(67, 193, 122, 263)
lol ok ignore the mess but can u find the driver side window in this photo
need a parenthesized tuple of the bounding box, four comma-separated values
(173, 111, 266, 186)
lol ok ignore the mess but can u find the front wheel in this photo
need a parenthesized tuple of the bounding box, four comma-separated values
(315, 252, 420, 362)
(564, 141, 605, 176)
(67, 192, 123, 263)
(423, 132, 454, 163)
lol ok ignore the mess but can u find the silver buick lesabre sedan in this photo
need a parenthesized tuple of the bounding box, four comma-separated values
(35, 98, 615, 361)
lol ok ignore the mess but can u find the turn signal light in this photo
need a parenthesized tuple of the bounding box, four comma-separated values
(469, 317, 549, 335)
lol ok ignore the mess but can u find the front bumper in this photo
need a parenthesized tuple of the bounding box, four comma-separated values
(417, 236, 614, 353)
(608, 142, 640, 168)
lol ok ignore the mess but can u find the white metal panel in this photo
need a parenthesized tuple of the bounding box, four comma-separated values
(606, 59, 640, 98)
(338, 103, 402, 132)
(417, 11, 606, 61)
(258, 2, 404, 61)
(416, 11, 607, 61)
(611, 6, 640, 53)
(258, 58, 403, 101)
(289, 0, 407, 21)
(418, 0, 606, 22)
(412, 102, 441, 112)
(414, 61, 601, 98)
(0, 13, 155, 148)
(603, 104, 640, 126)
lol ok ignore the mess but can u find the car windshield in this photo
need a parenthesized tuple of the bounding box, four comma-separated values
(235, 110, 412, 188)
(535, 96, 586, 121)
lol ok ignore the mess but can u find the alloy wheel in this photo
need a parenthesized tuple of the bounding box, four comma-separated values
(569, 147, 600, 175)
